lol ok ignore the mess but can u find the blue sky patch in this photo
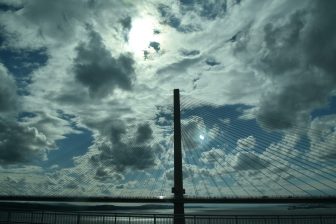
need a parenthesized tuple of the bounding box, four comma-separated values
(0, 47, 48, 95)
(44, 129, 93, 169)
(311, 96, 336, 119)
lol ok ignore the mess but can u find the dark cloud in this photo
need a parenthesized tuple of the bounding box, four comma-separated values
(91, 121, 159, 173)
(179, 0, 228, 20)
(149, 41, 160, 52)
(234, 1, 336, 129)
(95, 167, 124, 181)
(157, 4, 200, 33)
(228, 32, 240, 42)
(120, 16, 132, 42)
(99, 143, 156, 172)
(135, 123, 153, 144)
(74, 30, 135, 98)
(0, 64, 52, 165)
(180, 49, 200, 57)
(143, 50, 150, 60)
(0, 64, 16, 113)
(192, 75, 200, 90)
(0, 2, 22, 12)
(105, 120, 126, 144)
(0, 118, 51, 165)
(157, 4, 180, 28)
(205, 57, 220, 66)
(153, 29, 161, 34)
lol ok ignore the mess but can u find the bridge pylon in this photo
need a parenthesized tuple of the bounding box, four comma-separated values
(173, 89, 185, 224)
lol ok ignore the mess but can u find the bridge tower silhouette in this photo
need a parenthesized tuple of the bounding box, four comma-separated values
(172, 89, 185, 224)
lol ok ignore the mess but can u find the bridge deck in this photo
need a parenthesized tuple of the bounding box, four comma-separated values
(1, 196, 336, 203)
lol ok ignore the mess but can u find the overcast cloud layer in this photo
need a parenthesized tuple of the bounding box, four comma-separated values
(0, 0, 335, 197)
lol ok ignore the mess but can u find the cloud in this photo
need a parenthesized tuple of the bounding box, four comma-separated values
(200, 148, 225, 164)
(308, 115, 336, 159)
(156, 57, 202, 76)
(1, 0, 335, 197)
(19, 110, 82, 143)
(74, 29, 136, 98)
(205, 57, 220, 66)
(0, 0, 137, 49)
(0, 0, 86, 49)
(135, 123, 153, 143)
(232, 1, 336, 129)
(157, 3, 200, 33)
(0, 64, 16, 113)
(180, 49, 200, 57)
(90, 122, 160, 173)
(236, 135, 256, 150)
(165, 163, 200, 180)
(0, 64, 56, 165)
(95, 167, 124, 181)
(181, 116, 207, 150)
(0, 1, 22, 11)
(149, 41, 160, 52)
(181, 116, 220, 150)
(95, 143, 156, 172)
(179, 0, 228, 20)
(119, 16, 132, 42)
(0, 118, 52, 165)
(231, 151, 270, 171)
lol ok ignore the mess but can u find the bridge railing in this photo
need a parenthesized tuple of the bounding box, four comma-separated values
(1, 210, 336, 224)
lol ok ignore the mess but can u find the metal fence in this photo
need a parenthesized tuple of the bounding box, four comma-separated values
(0, 210, 335, 224)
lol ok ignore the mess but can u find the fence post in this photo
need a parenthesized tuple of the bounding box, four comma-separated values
(31, 211, 34, 224)
(277, 215, 280, 224)
(154, 214, 156, 224)
(194, 215, 196, 224)
(114, 214, 117, 224)
(41, 211, 44, 223)
(7, 211, 11, 224)
(76, 214, 81, 224)
(53, 212, 57, 224)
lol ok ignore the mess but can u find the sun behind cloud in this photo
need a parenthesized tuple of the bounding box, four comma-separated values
(128, 16, 161, 57)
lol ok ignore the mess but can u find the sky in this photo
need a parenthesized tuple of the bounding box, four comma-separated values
(0, 0, 335, 198)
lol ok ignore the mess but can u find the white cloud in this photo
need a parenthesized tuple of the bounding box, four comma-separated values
(236, 135, 256, 150)
(308, 115, 336, 159)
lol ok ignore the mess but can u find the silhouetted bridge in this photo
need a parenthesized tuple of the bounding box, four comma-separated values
(1, 195, 336, 204)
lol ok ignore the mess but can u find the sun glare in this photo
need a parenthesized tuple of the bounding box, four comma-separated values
(199, 134, 205, 140)
(128, 16, 160, 56)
